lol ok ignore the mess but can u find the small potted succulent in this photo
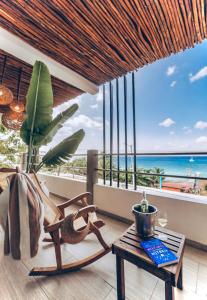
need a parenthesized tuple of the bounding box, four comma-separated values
(132, 191, 158, 239)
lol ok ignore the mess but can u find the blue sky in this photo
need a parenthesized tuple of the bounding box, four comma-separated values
(43, 40, 207, 154)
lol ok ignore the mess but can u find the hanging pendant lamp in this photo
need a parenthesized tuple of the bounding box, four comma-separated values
(0, 56, 13, 105)
(1, 110, 25, 130)
(10, 67, 25, 113)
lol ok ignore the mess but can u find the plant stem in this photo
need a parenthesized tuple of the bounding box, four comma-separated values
(26, 146, 30, 173)
(26, 63, 42, 173)
(35, 161, 44, 172)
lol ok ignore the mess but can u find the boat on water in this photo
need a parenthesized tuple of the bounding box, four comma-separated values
(189, 156, 194, 163)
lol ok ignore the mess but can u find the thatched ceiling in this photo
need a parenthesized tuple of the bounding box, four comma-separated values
(1, 0, 207, 86)
(0, 50, 82, 107)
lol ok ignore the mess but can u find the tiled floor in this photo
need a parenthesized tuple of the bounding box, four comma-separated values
(0, 195, 207, 300)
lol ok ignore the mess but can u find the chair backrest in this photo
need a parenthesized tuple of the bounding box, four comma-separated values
(0, 168, 62, 225)
(29, 172, 62, 225)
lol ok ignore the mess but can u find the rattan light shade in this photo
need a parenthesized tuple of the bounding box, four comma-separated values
(2, 111, 24, 130)
(10, 100, 25, 113)
(0, 85, 13, 105)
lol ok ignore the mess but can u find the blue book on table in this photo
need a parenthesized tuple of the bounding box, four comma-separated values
(140, 239, 178, 268)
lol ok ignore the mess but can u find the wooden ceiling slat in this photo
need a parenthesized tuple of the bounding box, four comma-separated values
(135, 0, 167, 57)
(65, 1, 132, 75)
(141, 0, 170, 56)
(178, 0, 193, 47)
(44, 0, 128, 79)
(167, 1, 183, 51)
(95, 1, 150, 64)
(198, 0, 206, 38)
(205, 0, 207, 29)
(152, 1, 175, 54)
(121, 1, 161, 59)
(1, 0, 207, 86)
(73, 0, 145, 67)
(201, 0, 207, 37)
(174, 0, 189, 49)
(192, 0, 202, 42)
(46, 0, 128, 80)
(1, 1, 102, 82)
(185, 0, 197, 45)
(110, 1, 157, 62)
(197, 0, 205, 38)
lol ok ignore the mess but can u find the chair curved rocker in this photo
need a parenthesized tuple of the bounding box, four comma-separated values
(28, 172, 111, 276)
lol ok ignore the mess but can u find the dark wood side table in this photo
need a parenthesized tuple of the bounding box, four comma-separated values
(112, 224, 185, 300)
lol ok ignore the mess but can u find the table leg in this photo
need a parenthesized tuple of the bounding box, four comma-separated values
(116, 255, 125, 300)
(177, 264, 183, 290)
(165, 281, 174, 300)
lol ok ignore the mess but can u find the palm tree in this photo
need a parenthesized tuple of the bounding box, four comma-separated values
(136, 168, 155, 187)
(150, 167, 165, 187)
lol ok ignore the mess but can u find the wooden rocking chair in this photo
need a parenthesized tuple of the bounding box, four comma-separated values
(28, 172, 111, 276)
(0, 168, 111, 276)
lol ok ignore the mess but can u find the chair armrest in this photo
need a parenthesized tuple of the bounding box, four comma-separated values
(75, 205, 97, 219)
(45, 219, 64, 233)
(57, 192, 91, 210)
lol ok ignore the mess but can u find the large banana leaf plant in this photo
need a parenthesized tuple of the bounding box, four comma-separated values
(20, 61, 85, 173)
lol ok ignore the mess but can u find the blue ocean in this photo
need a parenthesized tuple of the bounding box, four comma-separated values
(118, 155, 207, 178)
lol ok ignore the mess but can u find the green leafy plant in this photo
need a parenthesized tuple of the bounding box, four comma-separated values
(0, 124, 26, 167)
(20, 61, 85, 172)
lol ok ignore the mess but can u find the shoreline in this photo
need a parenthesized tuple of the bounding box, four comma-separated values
(162, 179, 207, 196)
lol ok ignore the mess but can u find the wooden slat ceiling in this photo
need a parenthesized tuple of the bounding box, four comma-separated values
(0, 50, 82, 107)
(1, 0, 207, 86)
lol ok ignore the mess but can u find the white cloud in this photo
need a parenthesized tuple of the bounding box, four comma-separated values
(95, 87, 109, 102)
(73, 94, 83, 103)
(166, 65, 176, 76)
(170, 81, 176, 87)
(196, 136, 207, 144)
(159, 118, 175, 127)
(94, 116, 102, 121)
(194, 121, 207, 129)
(189, 66, 207, 82)
(53, 95, 83, 118)
(95, 89, 104, 102)
(169, 131, 175, 135)
(185, 129, 192, 134)
(67, 114, 102, 130)
(90, 103, 98, 109)
(182, 126, 192, 134)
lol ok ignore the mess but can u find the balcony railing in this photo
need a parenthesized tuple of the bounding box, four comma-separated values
(1, 151, 207, 196)
(97, 152, 207, 196)
(101, 77, 207, 196)
(41, 153, 88, 181)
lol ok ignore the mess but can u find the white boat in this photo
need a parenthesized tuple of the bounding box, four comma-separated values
(189, 156, 194, 163)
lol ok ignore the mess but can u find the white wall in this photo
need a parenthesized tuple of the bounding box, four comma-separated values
(39, 173, 86, 199)
(95, 184, 207, 246)
(40, 174, 207, 246)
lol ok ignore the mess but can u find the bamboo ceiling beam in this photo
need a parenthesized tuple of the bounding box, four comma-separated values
(0, 0, 207, 86)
